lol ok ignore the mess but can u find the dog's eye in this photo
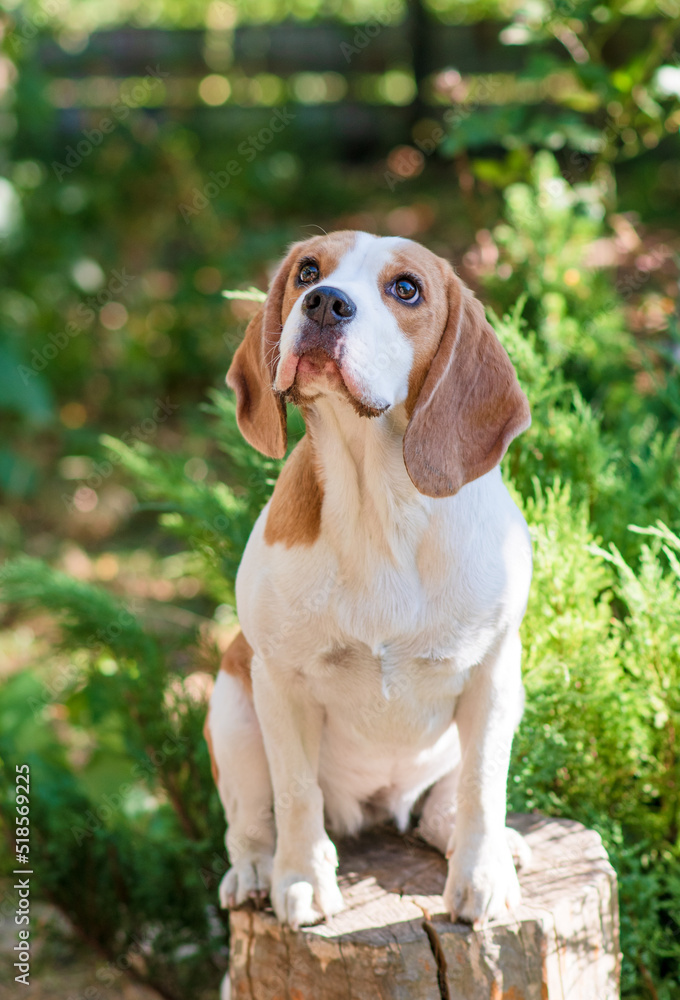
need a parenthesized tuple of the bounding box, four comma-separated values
(392, 277, 420, 302)
(298, 262, 319, 284)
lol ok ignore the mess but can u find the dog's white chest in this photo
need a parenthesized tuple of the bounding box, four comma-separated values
(308, 638, 468, 835)
(238, 467, 530, 669)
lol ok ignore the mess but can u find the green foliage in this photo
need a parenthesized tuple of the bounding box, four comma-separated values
(507, 488, 680, 995)
(602, 524, 680, 844)
(1, 557, 157, 664)
(488, 154, 680, 560)
(484, 158, 680, 988)
(102, 431, 251, 606)
(485, 152, 628, 385)
(442, 0, 680, 201)
(0, 563, 227, 997)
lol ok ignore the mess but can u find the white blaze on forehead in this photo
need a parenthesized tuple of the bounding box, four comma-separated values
(321, 232, 408, 283)
(277, 233, 415, 410)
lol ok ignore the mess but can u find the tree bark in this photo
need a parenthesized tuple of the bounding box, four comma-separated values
(227, 813, 620, 999)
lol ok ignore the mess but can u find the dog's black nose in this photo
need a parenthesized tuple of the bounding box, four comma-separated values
(302, 286, 356, 326)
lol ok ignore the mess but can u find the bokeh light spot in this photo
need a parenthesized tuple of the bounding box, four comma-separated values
(386, 145, 425, 179)
(252, 73, 285, 105)
(199, 74, 231, 106)
(206, 1, 237, 30)
(184, 457, 208, 481)
(268, 151, 299, 180)
(386, 204, 434, 236)
(57, 185, 87, 213)
(74, 487, 98, 512)
(72, 258, 105, 292)
(142, 270, 177, 300)
(57, 30, 90, 54)
(100, 302, 129, 330)
(95, 553, 119, 580)
(290, 73, 328, 104)
(379, 71, 416, 106)
(177, 577, 201, 598)
(60, 402, 88, 429)
(12, 160, 44, 188)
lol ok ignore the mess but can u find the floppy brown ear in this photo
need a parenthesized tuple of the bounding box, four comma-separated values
(403, 273, 530, 498)
(226, 246, 300, 459)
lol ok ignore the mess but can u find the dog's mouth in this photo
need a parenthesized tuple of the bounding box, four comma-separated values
(276, 345, 342, 394)
(279, 348, 388, 418)
(294, 349, 345, 390)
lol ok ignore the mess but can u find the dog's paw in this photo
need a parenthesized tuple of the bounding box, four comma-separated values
(444, 838, 521, 927)
(271, 836, 344, 929)
(219, 851, 273, 909)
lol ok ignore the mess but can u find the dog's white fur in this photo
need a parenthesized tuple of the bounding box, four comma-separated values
(206, 231, 532, 930)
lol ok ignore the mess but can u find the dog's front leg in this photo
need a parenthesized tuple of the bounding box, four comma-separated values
(444, 630, 524, 926)
(252, 659, 344, 929)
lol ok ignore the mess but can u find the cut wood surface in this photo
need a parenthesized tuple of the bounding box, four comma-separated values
(228, 813, 620, 1000)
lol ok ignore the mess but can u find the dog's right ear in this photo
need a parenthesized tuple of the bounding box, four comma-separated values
(226, 244, 301, 459)
(403, 266, 530, 497)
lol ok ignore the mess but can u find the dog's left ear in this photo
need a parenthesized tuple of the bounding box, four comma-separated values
(403, 268, 530, 498)
(226, 244, 301, 459)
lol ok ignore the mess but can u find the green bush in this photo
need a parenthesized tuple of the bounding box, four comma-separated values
(0, 557, 228, 996)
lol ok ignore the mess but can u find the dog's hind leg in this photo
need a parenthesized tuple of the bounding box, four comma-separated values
(416, 764, 531, 870)
(416, 765, 460, 855)
(205, 669, 275, 908)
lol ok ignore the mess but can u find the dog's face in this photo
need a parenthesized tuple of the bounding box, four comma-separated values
(274, 231, 444, 419)
(227, 231, 530, 497)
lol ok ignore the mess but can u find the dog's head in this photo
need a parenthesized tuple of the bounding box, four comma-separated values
(227, 231, 530, 497)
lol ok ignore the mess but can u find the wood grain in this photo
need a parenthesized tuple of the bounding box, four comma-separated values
(227, 814, 620, 1000)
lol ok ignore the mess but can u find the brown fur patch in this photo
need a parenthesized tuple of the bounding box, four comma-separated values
(220, 628, 254, 695)
(264, 432, 324, 547)
(203, 706, 220, 786)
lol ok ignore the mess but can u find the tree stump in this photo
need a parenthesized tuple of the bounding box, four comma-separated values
(227, 814, 620, 1000)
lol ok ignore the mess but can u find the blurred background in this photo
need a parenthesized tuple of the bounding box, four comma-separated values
(1, 0, 680, 997)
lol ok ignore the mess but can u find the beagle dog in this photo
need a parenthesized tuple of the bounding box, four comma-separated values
(205, 230, 532, 930)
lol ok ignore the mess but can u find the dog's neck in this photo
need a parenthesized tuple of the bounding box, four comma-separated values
(302, 393, 432, 565)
